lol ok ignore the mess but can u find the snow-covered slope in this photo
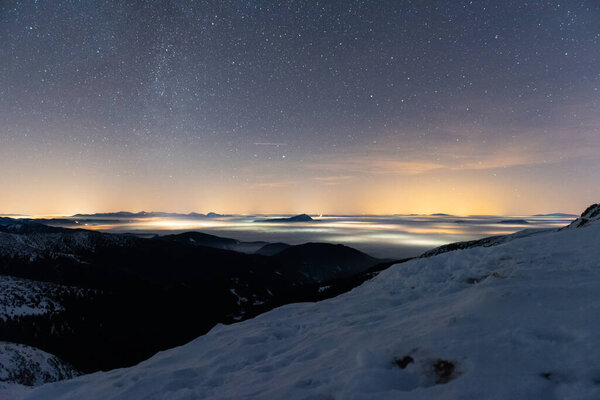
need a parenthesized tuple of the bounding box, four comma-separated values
(419, 226, 551, 257)
(0, 342, 78, 398)
(21, 208, 600, 400)
(562, 203, 600, 229)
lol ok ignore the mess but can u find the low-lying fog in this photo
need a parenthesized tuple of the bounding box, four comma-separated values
(46, 214, 576, 259)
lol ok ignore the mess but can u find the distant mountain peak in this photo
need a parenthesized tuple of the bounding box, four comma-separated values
(290, 214, 313, 221)
(533, 212, 577, 217)
(498, 219, 529, 224)
(255, 214, 315, 223)
(71, 211, 227, 219)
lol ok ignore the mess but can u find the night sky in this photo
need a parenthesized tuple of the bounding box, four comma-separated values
(1, 1, 599, 215)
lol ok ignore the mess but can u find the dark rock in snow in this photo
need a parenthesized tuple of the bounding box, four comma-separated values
(433, 360, 456, 384)
(393, 356, 414, 369)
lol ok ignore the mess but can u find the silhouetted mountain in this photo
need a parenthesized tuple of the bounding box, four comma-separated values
(255, 214, 315, 223)
(0, 218, 389, 374)
(157, 231, 241, 250)
(533, 212, 577, 217)
(71, 211, 227, 219)
(0, 221, 66, 235)
(255, 242, 291, 256)
(498, 219, 529, 224)
(274, 243, 380, 282)
(158, 232, 268, 253)
(72, 211, 150, 218)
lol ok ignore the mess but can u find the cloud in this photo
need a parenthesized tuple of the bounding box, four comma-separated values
(306, 147, 543, 177)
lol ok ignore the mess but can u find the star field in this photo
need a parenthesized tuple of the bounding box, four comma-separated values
(0, 1, 599, 215)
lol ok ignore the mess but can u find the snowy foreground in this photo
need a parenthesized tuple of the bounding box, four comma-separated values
(20, 208, 600, 399)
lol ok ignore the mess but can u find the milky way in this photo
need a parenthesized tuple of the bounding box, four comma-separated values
(1, 1, 599, 215)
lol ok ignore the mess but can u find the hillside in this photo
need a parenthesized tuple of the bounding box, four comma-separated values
(20, 204, 600, 399)
(0, 342, 78, 398)
(0, 218, 386, 374)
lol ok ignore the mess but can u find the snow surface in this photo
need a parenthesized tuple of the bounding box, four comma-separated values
(19, 213, 600, 399)
(0, 342, 78, 398)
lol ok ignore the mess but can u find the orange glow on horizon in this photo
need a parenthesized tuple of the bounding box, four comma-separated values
(0, 151, 592, 217)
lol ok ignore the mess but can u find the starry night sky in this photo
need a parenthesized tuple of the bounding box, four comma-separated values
(1, 1, 599, 215)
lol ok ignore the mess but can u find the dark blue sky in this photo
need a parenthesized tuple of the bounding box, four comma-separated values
(1, 1, 599, 215)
